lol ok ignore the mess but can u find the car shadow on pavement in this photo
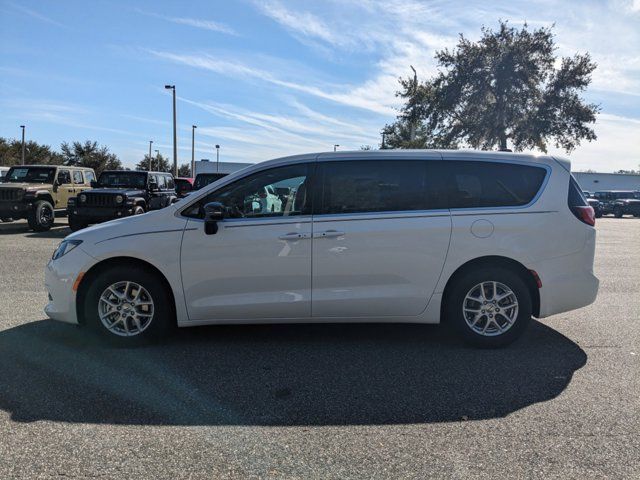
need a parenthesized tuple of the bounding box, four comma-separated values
(0, 320, 586, 426)
(0, 222, 69, 238)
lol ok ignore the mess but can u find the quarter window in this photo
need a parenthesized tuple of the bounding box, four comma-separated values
(183, 163, 310, 219)
(446, 161, 547, 208)
(72, 170, 84, 184)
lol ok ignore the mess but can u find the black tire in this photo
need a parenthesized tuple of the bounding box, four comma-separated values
(595, 210, 603, 218)
(68, 214, 88, 232)
(27, 200, 55, 231)
(446, 267, 532, 348)
(133, 205, 145, 215)
(83, 266, 173, 345)
(614, 207, 623, 218)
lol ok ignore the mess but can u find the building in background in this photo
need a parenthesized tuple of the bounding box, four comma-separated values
(194, 159, 253, 177)
(573, 172, 640, 193)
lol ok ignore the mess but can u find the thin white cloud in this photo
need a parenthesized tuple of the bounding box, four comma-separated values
(135, 9, 237, 35)
(6, 2, 65, 27)
(148, 50, 397, 115)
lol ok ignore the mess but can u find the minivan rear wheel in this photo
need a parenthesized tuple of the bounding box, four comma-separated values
(83, 266, 173, 344)
(446, 267, 532, 348)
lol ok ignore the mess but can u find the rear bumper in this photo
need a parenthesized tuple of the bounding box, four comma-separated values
(535, 229, 599, 318)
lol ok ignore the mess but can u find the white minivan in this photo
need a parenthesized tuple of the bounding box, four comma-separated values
(45, 150, 599, 347)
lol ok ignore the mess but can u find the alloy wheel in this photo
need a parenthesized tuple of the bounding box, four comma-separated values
(462, 281, 519, 336)
(98, 281, 155, 336)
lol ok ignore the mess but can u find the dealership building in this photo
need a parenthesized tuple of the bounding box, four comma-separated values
(573, 172, 640, 193)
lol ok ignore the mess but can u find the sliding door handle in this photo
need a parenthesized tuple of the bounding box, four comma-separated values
(317, 230, 345, 239)
(278, 232, 310, 241)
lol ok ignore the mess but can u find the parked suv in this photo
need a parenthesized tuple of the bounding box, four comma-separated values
(0, 165, 95, 230)
(67, 170, 177, 231)
(593, 190, 640, 217)
(45, 150, 598, 347)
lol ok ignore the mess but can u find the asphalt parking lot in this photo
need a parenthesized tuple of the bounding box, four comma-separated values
(0, 217, 638, 479)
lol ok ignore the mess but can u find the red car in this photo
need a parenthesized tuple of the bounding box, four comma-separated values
(174, 177, 194, 198)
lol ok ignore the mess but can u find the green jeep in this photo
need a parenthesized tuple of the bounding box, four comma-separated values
(0, 165, 96, 231)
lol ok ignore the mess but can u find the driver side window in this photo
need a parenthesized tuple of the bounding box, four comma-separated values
(183, 163, 311, 219)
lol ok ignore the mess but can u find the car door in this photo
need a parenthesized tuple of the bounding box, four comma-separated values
(311, 157, 452, 318)
(180, 162, 314, 321)
(71, 170, 86, 196)
(147, 174, 164, 210)
(55, 169, 73, 209)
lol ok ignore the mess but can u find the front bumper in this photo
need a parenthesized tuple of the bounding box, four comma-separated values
(69, 205, 135, 222)
(44, 247, 95, 324)
(0, 202, 30, 217)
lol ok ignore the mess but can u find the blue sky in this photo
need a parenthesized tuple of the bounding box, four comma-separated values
(1, 0, 639, 171)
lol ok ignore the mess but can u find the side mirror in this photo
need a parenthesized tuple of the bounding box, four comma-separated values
(90, 180, 98, 188)
(149, 181, 158, 191)
(203, 202, 225, 235)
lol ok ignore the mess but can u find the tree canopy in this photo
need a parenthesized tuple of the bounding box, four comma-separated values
(135, 152, 172, 173)
(60, 140, 122, 175)
(383, 21, 599, 152)
(0, 137, 63, 166)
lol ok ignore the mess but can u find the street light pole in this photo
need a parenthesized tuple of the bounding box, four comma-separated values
(334, 144, 339, 152)
(164, 85, 178, 177)
(20, 125, 25, 165)
(148, 140, 153, 171)
(191, 125, 197, 177)
(154, 149, 160, 172)
(215, 144, 220, 172)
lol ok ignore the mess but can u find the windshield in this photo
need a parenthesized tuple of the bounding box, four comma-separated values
(5, 166, 56, 184)
(98, 172, 147, 188)
(194, 173, 227, 190)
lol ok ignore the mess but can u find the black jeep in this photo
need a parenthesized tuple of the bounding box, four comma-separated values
(67, 170, 177, 231)
(593, 190, 640, 218)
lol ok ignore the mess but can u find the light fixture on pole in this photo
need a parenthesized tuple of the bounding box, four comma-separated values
(215, 144, 220, 172)
(148, 140, 153, 171)
(333, 144, 339, 152)
(20, 125, 26, 165)
(164, 85, 178, 177)
(191, 125, 197, 177)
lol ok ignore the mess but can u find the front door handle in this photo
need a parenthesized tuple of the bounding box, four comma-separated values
(317, 230, 345, 239)
(278, 232, 310, 241)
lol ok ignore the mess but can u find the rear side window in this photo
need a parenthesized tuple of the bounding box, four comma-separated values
(165, 175, 175, 190)
(156, 175, 167, 189)
(85, 171, 95, 184)
(72, 170, 84, 184)
(318, 160, 447, 214)
(447, 161, 547, 208)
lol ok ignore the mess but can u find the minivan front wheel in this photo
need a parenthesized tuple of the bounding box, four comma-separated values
(446, 267, 532, 347)
(84, 266, 172, 343)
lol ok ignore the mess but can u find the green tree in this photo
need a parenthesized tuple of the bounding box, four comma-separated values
(177, 163, 191, 177)
(384, 21, 599, 152)
(135, 152, 172, 173)
(0, 137, 63, 166)
(60, 140, 122, 175)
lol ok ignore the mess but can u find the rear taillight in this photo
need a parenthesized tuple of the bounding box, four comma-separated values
(571, 206, 595, 226)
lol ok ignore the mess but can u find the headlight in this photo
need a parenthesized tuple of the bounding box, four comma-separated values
(79, 194, 86, 202)
(116, 195, 124, 204)
(52, 240, 83, 260)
